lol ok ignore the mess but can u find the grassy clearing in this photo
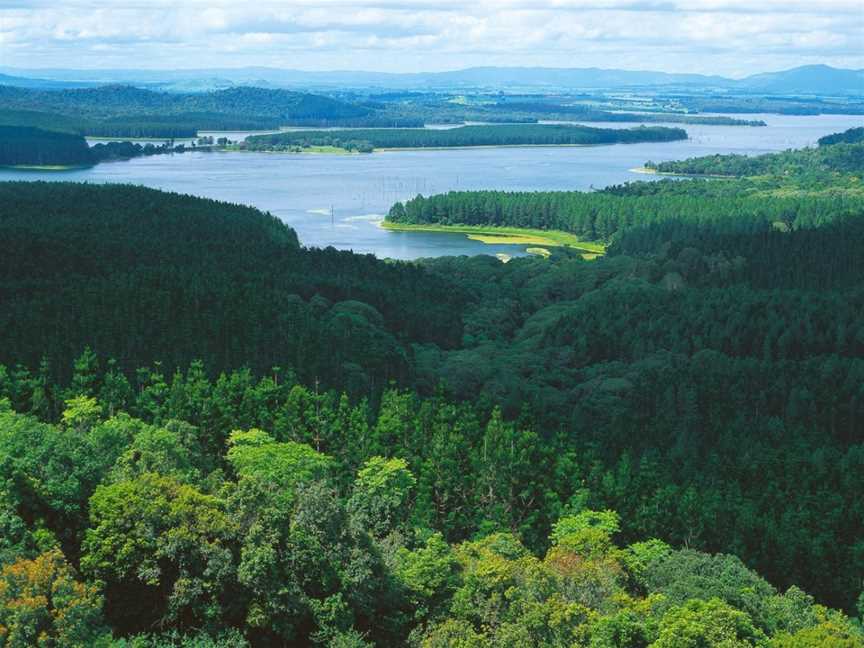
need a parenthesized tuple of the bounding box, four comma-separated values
(380, 221, 606, 255)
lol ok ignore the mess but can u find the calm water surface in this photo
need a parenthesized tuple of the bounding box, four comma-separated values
(4, 113, 861, 259)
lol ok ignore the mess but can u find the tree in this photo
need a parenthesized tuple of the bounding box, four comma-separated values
(226, 429, 332, 506)
(549, 509, 621, 558)
(61, 395, 101, 433)
(420, 619, 491, 648)
(99, 359, 132, 418)
(109, 421, 201, 484)
(642, 549, 779, 632)
(653, 598, 766, 648)
(394, 532, 460, 622)
(348, 456, 416, 537)
(81, 474, 238, 634)
(69, 347, 100, 398)
(0, 549, 111, 647)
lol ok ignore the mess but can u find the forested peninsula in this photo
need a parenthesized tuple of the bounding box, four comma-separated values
(645, 128, 864, 176)
(243, 123, 688, 152)
(387, 129, 864, 253)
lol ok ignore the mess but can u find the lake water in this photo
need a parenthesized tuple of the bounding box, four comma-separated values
(4, 113, 861, 259)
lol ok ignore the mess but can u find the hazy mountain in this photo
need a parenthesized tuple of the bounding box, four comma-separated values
(738, 64, 864, 95)
(0, 72, 95, 90)
(1, 64, 861, 95)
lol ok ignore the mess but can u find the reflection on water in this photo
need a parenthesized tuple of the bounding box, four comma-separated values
(5, 113, 862, 260)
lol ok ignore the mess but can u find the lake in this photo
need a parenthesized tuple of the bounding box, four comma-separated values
(3, 113, 861, 259)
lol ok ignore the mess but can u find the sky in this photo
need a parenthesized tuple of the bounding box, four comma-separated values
(1, 0, 862, 76)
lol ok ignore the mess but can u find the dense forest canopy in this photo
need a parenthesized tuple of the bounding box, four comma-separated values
(0, 125, 93, 166)
(0, 125, 211, 166)
(0, 182, 464, 387)
(244, 124, 687, 151)
(1, 129, 864, 646)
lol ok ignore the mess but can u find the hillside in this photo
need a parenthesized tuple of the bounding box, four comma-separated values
(0, 85, 416, 136)
(739, 64, 864, 95)
(0, 182, 464, 387)
(0, 84, 370, 120)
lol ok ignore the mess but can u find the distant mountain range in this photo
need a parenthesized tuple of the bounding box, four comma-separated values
(0, 73, 98, 90)
(1, 64, 862, 95)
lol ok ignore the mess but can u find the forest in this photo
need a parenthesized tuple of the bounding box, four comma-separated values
(0, 126, 207, 167)
(0, 125, 94, 167)
(333, 92, 768, 127)
(387, 130, 864, 242)
(645, 136, 864, 176)
(669, 94, 864, 116)
(243, 124, 687, 152)
(1, 131, 863, 646)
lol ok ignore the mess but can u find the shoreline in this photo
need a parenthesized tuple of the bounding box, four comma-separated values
(245, 138, 689, 156)
(630, 166, 737, 179)
(379, 221, 606, 255)
(1, 164, 92, 171)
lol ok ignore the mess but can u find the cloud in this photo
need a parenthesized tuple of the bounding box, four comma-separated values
(0, 0, 861, 74)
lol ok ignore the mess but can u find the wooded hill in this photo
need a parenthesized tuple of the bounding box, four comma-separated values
(0, 85, 421, 137)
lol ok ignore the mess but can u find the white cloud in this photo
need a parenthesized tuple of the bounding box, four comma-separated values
(0, 0, 861, 74)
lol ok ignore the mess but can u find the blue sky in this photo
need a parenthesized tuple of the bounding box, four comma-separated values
(1, 0, 862, 75)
